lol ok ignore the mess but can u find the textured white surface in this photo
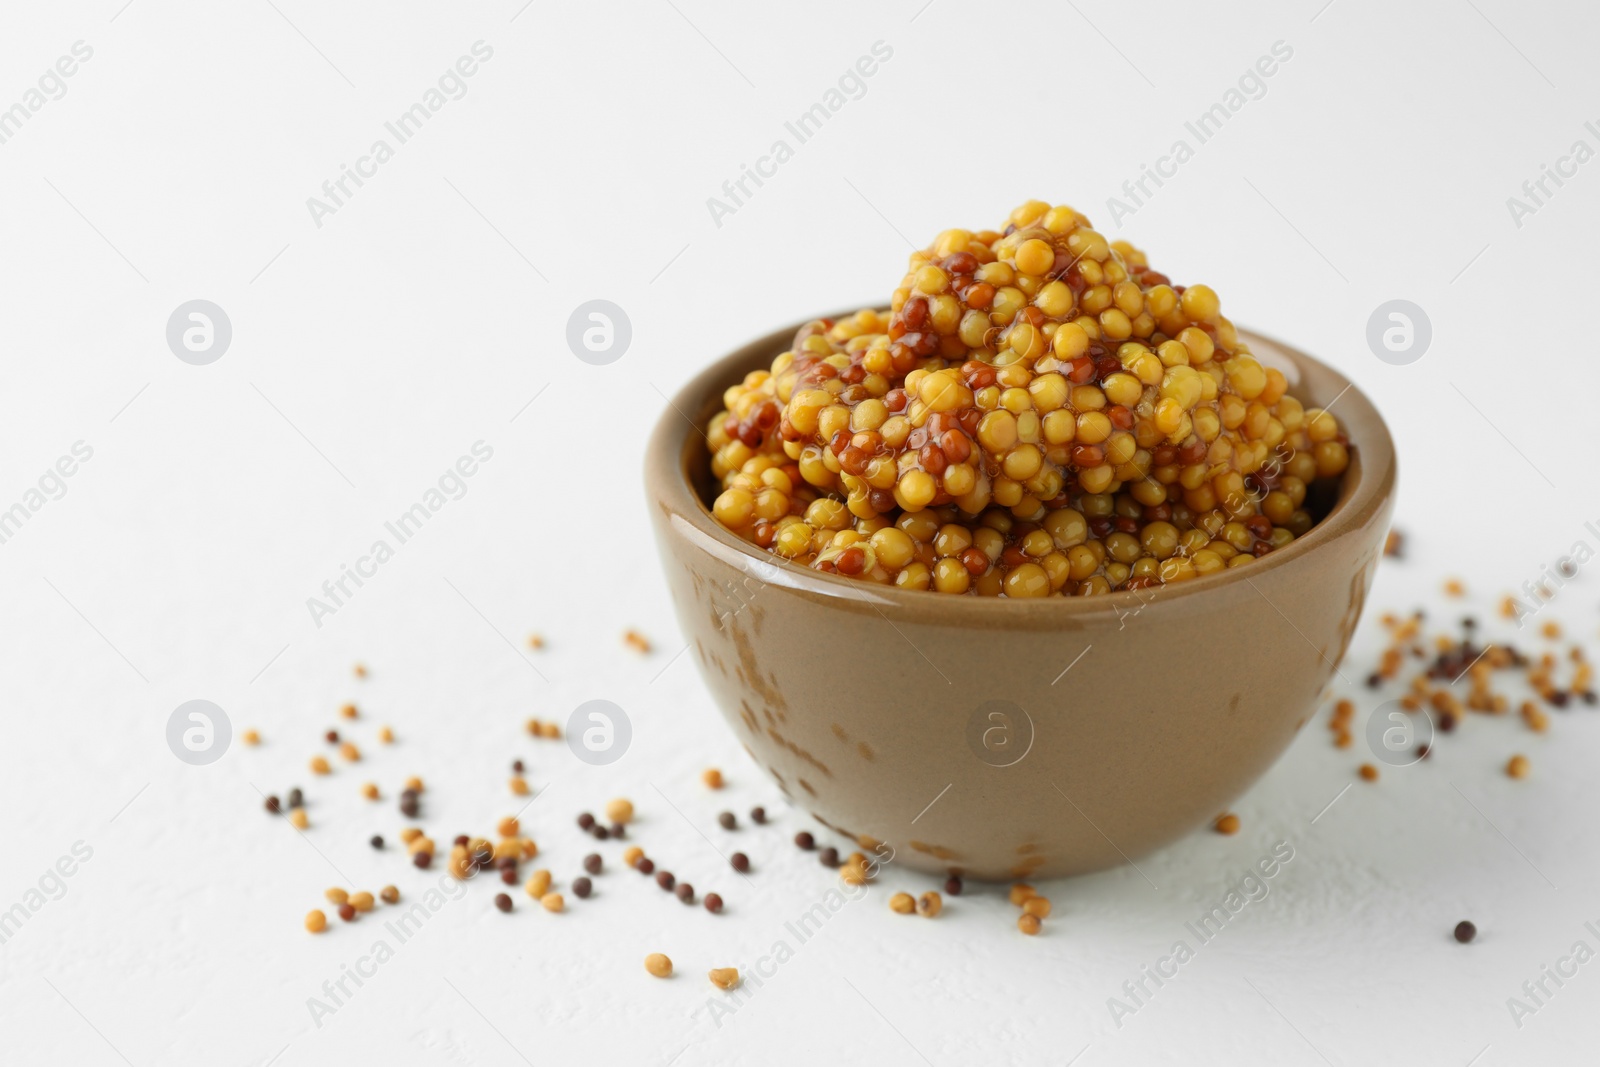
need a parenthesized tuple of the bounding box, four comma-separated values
(2, 1, 1598, 1064)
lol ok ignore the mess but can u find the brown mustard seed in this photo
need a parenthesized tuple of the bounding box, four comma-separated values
(1018, 913, 1042, 936)
(361, 783, 379, 800)
(584, 853, 603, 875)
(637, 858, 656, 875)
(794, 831, 815, 851)
(286, 787, 304, 808)
(305, 910, 327, 933)
(577, 812, 595, 830)
(718, 811, 737, 830)
(702, 768, 724, 789)
(494, 893, 513, 913)
(264, 795, 281, 814)
(340, 703, 358, 719)
(370, 834, 384, 849)
(1359, 763, 1379, 782)
(889, 892, 915, 914)
(309, 756, 330, 775)
(1009, 884, 1036, 906)
(349, 891, 374, 913)
(1214, 813, 1241, 835)
(540, 892, 564, 913)
(605, 798, 634, 824)
(573, 876, 593, 898)
(750, 806, 767, 824)
(289, 809, 310, 829)
(380, 886, 399, 905)
(818, 846, 840, 868)
(413, 851, 433, 869)
(645, 953, 673, 978)
(1023, 897, 1052, 919)
(708, 967, 741, 991)
(243, 729, 261, 745)
(656, 870, 675, 891)
(592, 825, 610, 840)
(704, 893, 724, 914)
(524, 870, 552, 898)
(676, 883, 695, 904)
(917, 892, 943, 917)
(1455, 920, 1477, 943)
(338, 903, 356, 922)
(944, 876, 963, 896)
(730, 852, 750, 873)
(324, 730, 339, 744)
(1507, 754, 1530, 779)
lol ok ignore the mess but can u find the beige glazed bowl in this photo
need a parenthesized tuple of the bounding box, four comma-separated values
(646, 315, 1397, 881)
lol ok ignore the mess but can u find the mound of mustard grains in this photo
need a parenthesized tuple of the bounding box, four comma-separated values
(707, 200, 1352, 596)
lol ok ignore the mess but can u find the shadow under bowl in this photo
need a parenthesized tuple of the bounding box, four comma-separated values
(646, 314, 1397, 881)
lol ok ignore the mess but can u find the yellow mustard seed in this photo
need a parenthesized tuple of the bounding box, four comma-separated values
(305, 910, 327, 933)
(645, 953, 673, 978)
(708, 967, 741, 991)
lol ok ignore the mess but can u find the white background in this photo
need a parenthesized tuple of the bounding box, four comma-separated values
(1, 1, 1598, 1064)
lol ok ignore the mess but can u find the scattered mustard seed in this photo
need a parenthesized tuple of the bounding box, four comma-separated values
(309, 756, 330, 775)
(242, 729, 261, 745)
(353, 663, 367, 678)
(1018, 913, 1042, 936)
(340, 703, 358, 719)
(378, 726, 394, 744)
(605, 798, 634, 824)
(889, 892, 915, 914)
(917, 892, 943, 917)
(702, 769, 724, 790)
(525, 870, 552, 899)
(497, 816, 520, 838)
(1444, 579, 1465, 597)
(1009, 884, 1036, 906)
(510, 776, 530, 796)
(623, 846, 645, 868)
(645, 953, 673, 978)
(338, 742, 360, 762)
(289, 809, 310, 830)
(380, 886, 399, 905)
(708, 967, 740, 991)
(361, 783, 379, 800)
(349, 891, 374, 913)
(305, 910, 327, 933)
(404, 776, 424, 793)
(399, 827, 423, 844)
(540, 892, 565, 913)
(1214, 813, 1240, 835)
(624, 630, 652, 654)
(1507, 754, 1530, 779)
(1022, 897, 1052, 919)
(325, 887, 349, 905)
(1359, 763, 1379, 782)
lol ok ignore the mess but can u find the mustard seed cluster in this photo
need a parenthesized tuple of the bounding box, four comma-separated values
(708, 200, 1352, 595)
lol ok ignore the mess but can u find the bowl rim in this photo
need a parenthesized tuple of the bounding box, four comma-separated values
(646, 310, 1397, 622)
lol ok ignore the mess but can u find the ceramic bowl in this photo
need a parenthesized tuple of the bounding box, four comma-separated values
(646, 315, 1396, 880)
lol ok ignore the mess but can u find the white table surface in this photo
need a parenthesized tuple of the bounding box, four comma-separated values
(3, 1, 1599, 1064)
